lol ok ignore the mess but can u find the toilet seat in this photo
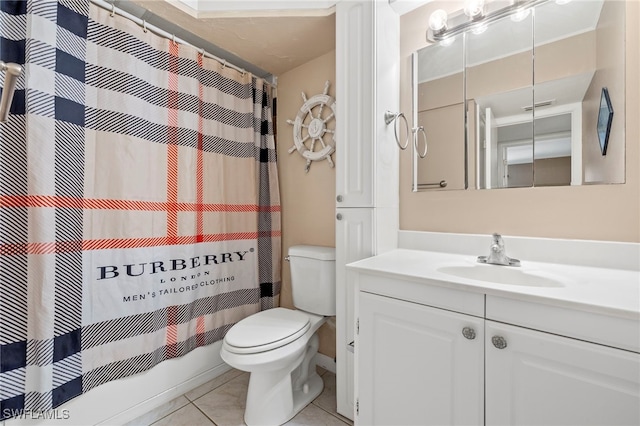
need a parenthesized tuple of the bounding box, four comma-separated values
(224, 308, 311, 354)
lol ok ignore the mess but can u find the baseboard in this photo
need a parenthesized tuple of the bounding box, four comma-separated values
(110, 353, 334, 424)
(98, 361, 231, 425)
(314, 352, 336, 374)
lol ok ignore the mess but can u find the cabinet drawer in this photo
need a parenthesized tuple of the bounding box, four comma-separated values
(487, 295, 640, 353)
(359, 273, 485, 317)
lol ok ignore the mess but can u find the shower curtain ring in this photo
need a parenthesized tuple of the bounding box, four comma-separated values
(222, 60, 227, 69)
(110, 2, 115, 17)
(142, 20, 147, 33)
(172, 34, 176, 44)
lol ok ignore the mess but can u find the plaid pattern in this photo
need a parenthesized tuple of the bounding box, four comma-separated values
(0, 1, 281, 419)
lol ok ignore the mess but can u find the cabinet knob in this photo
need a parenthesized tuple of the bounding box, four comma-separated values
(336, 213, 343, 220)
(462, 327, 476, 340)
(492, 335, 508, 349)
(336, 195, 344, 202)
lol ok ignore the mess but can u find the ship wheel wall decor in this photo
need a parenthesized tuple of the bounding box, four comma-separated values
(286, 80, 336, 172)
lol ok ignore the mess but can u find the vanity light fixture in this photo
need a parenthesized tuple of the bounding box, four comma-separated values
(439, 35, 456, 47)
(428, 9, 449, 35)
(0, 61, 22, 122)
(510, 5, 531, 22)
(464, 0, 485, 20)
(471, 22, 489, 35)
(427, 0, 554, 43)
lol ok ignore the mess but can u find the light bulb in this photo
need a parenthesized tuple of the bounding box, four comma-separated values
(429, 9, 448, 32)
(464, 0, 485, 19)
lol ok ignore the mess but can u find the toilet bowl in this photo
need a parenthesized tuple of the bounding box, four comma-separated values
(221, 308, 326, 425)
(220, 245, 336, 426)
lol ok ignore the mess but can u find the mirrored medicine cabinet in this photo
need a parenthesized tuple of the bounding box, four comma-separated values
(412, 0, 626, 191)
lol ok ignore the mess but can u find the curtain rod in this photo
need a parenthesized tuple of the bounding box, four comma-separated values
(90, 0, 268, 82)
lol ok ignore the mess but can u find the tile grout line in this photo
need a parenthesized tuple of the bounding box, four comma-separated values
(147, 370, 244, 425)
(310, 400, 352, 426)
(191, 401, 220, 426)
(185, 369, 245, 403)
(146, 401, 188, 426)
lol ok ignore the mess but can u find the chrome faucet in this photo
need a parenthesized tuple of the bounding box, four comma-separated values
(477, 233, 521, 267)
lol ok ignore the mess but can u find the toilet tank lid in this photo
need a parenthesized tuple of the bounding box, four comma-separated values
(288, 245, 335, 261)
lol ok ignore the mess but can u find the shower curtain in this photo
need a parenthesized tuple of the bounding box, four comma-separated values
(0, 0, 281, 419)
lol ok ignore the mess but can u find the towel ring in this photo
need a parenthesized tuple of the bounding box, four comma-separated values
(384, 111, 409, 150)
(413, 126, 428, 159)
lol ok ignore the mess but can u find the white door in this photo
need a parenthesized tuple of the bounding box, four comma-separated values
(486, 321, 640, 426)
(484, 107, 498, 189)
(357, 291, 484, 425)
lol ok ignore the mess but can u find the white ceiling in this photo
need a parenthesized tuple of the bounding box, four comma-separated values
(476, 71, 595, 118)
(119, 0, 435, 78)
(125, 0, 336, 77)
(169, 0, 338, 17)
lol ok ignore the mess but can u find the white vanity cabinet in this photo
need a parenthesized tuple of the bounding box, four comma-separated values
(357, 291, 484, 426)
(486, 321, 640, 426)
(352, 264, 640, 426)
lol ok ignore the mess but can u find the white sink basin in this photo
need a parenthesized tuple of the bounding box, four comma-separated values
(437, 264, 565, 287)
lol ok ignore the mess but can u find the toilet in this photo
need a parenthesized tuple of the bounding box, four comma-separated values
(220, 245, 336, 426)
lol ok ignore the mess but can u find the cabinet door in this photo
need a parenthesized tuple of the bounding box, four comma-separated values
(336, 208, 374, 420)
(335, 0, 374, 207)
(486, 321, 640, 426)
(357, 291, 484, 425)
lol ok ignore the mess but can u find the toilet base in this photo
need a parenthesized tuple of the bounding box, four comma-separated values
(244, 369, 323, 426)
(289, 372, 324, 424)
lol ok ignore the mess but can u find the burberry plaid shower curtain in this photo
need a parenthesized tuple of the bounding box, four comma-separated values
(0, 0, 281, 419)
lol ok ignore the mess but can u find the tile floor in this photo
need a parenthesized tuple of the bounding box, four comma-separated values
(126, 368, 352, 426)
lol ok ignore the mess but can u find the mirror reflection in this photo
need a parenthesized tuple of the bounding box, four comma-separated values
(468, 9, 533, 189)
(413, 35, 466, 191)
(412, 0, 626, 191)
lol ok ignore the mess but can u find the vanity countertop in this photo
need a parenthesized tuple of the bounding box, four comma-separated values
(347, 248, 640, 321)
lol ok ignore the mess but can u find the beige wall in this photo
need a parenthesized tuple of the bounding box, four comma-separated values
(400, 1, 640, 242)
(276, 50, 337, 358)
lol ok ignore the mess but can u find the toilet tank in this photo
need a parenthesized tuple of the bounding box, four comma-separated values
(288, 245, 336, 316)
